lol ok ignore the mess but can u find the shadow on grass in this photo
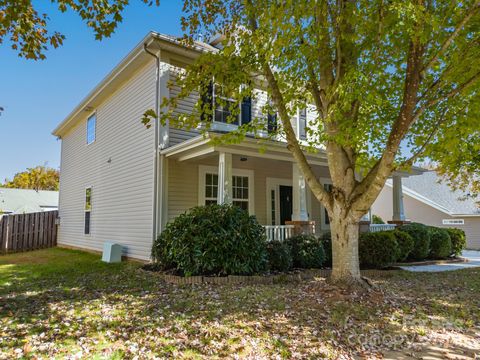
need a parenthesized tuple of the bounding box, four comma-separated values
(1, 248, 479, 358)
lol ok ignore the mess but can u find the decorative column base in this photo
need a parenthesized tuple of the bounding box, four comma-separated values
(359, 220, 371, 233)
(388, 220, 411, 226)
(285, 220, 315, 236)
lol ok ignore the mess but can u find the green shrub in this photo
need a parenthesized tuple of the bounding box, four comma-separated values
(393, 230, 415, 262)
(151, 204, 267, 276)
(266, 241, 292, 272)
(446, 228, 466, 257)
(287, 234, 325, 269)
(359, 231, 400, 268)
(321, 231, 332, 267)
(429, 227, 452, 259)
(371, 214, 385, 224)
(399, 223, 431, 260)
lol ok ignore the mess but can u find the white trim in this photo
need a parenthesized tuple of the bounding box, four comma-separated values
(198, 165, 255, 214)
(266, 177, 292, 225)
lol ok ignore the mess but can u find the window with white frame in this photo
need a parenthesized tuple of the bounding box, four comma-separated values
(442, 219, 464, 225)
(86, 113, 96, 144)
(299, 108, 307, 140)
(84, 187, 92, 234)
(199, 166, 254, 214)
(214, 83, 240, 124)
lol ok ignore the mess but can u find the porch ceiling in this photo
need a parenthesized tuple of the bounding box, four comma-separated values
(160, 132, 425, 177)
(160, 133, 329, 166)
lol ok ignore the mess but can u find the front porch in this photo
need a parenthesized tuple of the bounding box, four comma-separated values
(160, 134, 418, 241)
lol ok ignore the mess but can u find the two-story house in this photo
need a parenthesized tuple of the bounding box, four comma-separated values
(52, 32, 418, 261)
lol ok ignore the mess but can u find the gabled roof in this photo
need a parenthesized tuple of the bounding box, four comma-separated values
(386, 171, 480, 216)
(52, 32, 216, 137)
(0, 188, 59, 214)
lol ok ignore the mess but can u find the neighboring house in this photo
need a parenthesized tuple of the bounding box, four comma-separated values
(52, 32, 421, 261)
(0, 188, 59, 216)
(372, 171, 480, 249)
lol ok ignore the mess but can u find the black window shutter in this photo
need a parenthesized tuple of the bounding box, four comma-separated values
(241, 97, 252, 124)
(201, 81, 213, 122)
(267, 112, 277, 133)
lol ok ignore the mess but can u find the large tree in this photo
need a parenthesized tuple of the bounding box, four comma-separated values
(2, 165, 59, 191)
(159, 0, 480, 285)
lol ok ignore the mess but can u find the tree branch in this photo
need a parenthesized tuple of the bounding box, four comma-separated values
(421, 0, 480, 75)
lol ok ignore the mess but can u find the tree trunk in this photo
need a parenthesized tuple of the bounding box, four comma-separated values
(329, 215, 362, 285)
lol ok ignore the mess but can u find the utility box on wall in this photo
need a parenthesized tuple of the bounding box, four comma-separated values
(102, 242, 123, 263)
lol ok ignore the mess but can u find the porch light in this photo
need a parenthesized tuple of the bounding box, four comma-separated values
(240, 157, 248, 162)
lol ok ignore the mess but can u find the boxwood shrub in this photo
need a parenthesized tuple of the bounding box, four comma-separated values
(429, 227, 452, 259)
(393, 230, 415, 262)
(287, 234, 325, 269)
(320, 231, 332, 267)
(266, 240, 293, 272)
(446, 228, 466, 257)
(151, 204, 267, 276)
(399, 223, 431, 260)
(359, 231, 400, 268)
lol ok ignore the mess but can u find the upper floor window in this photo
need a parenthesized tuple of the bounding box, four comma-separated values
(86, 113, 96, 144)
(201, 81, 251, 126)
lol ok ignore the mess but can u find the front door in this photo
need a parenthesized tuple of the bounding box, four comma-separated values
(279, 185, 293, 225)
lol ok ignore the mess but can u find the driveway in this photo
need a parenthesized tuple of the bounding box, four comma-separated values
(400, 250, 480, 272)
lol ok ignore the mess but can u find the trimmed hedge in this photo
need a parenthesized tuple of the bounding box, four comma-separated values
(429, 227, 452, 259)
(371, 214, 385, 224)
(287, 234, 325, 269)
(446, 228, 466, 257)
(266, 240, 293, 272)
(359, 231, 400, 268)
(393, 230, 415, 262)
(321, 231, 332, 267)
(152, 204, 267, 276)
(399, 223, 431, 260)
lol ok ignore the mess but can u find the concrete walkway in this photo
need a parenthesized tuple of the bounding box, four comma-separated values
(400, 250, 480, 272)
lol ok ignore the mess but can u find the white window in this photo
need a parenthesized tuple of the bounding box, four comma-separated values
(199, 165, 254, 214)
(84, 187, 92, 234)
(442, 219, 464, 225)
(86, 113, 96, 144)
(214, 83, 239, 125)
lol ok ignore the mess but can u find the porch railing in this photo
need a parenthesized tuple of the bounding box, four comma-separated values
(369, 223, 396, 232)
(264, 225, 295, 242)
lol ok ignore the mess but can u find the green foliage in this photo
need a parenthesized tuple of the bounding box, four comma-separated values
(399, 223, 431, 260)
(320, 231, 332, 267)
(371, 215, 385, 224)
(0, 1, 160, 60)
(286, 235, 325, 269)
(429, 227, 452, 259)
(2, 165, 59, 191)
(266, 241, 293, 272)
(446, 228, 467, 257)
(151, 204, 267, 276)
(393, 230, 415, 262)
(359, 231, 400, 269)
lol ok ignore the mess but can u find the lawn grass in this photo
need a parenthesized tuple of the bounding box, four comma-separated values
(0, 248, 479, 359)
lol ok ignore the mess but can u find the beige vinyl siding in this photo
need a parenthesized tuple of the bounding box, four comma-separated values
(57, 61, 157, 260)
(169, 64, 200, 146)
(372, 186, 480, 250)
(167, 156, 329, 228)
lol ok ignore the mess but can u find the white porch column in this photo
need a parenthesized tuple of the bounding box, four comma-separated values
(392, 175, 406, 221)
(292, 163, 309, 221)
(217, 152, 233, 204)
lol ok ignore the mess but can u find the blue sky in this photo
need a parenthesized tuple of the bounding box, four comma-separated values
(0, 1, 184, 181)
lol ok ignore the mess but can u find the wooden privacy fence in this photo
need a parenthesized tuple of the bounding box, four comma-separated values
(0, 210, 58, 254)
